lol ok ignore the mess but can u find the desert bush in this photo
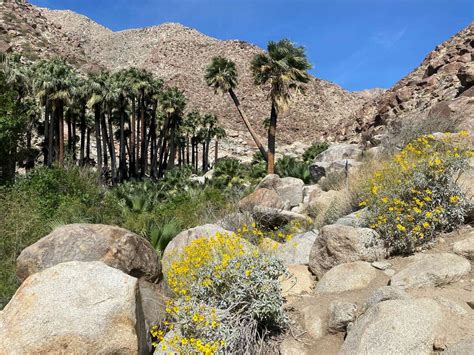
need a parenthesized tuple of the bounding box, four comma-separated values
(155, 232, 287, 354)
(302, 142, 329, 162)
(144, 220, 182, 255)
(275, 155, 312, 183)
(361, 132, 473, 254)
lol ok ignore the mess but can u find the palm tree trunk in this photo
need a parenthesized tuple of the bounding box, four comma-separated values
(186, 136, 190, 165)
(72, 115, 77, 161)
(43, 100, 50, 166)
(86, 127, 91, 162)
(191, 137, 195, 169)
(202, 142, 206, 171)
(214, 139, 218, 165)
(67, 116, 72, 155)
(150, 103, 158, 179)
(108, 108, 117, 183)
(119, 100, 127, 181)
(140, 90, 146, 177)
(94, 105, 102, 169)
(267, 102, 277, 174)
(157, 115, 170, 178)
(48, 102, 54, 166)
(228, 88, 268, 161)
(79, 103, 86, 166)
(167, 120, 177, 170)
(58, 100, 65, 165)
(136, 107, 140, 173)
(130, 98, 136, 177)
(101, 113, 109, 167)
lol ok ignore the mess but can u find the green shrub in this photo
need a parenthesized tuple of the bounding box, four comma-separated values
(0, 164, 119, 308)
(361, 132, 472, 254)
(302, 142, 329, 162)
(212, 158, 248, 188)
(275, 155, 312, 183)
(145, 220, 181, 255)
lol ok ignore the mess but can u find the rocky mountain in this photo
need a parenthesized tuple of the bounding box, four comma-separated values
(1, 1, 472, 155)
(343, 23, 474, 142)
(0, 1, 372, 158)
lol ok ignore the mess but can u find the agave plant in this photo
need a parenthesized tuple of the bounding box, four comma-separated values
(275, 155, 312, 184)
(145, 220, 181, 254)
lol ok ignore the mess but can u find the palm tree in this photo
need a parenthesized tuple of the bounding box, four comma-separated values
(158, 87, 186, 175)
(205, 56, 267, 161)
(87, 74, 106, 169)
(251, 39, 311, 174)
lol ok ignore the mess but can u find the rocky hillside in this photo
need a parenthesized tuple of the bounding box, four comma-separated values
(0, 1, 371, 156)
(1, 1, 472, 152)
(343, 23, 474, 142)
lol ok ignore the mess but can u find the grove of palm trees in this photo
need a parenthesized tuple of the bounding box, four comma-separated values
(1, 2, 473, 354)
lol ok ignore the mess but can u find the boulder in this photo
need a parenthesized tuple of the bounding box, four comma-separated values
(302, 184, 323, 205)
(309, 144, 363, 182)
(363, 286, 410, 310)
(252, 206, 310, 229)
(313, 143, 363, 163)
(309, 224, 387, 279)
(433, 296, 468, 316)
(238, 188, 284, 212)
(453, 233, 474, 260)
(258, 174, 305, 208)
(161, 224, 231, 276)
(328, 301, 357, 333)
(335, 209, 367, 228)
(307, 189, 341, 211)
(390, 253, 471, 289)
(279, 264, 315, 297)
(274, 230, 318, 265)
(138, 280, 169, 352)
(340, 299, 443, 355)
(315, 261, 377, 294)
(16, 224, 161, 282)
(0, 261, 146, 354)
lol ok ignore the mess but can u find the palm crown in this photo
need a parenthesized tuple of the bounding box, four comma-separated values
(205, 56, 238, 94)
(251, 39, 312, 113)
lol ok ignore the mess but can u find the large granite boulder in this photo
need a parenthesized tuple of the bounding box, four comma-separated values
(315, 261, 377, 294)
(390, 253, 471, 289)
(238, 188, 285, 212)
(308, 224, 387, 279)
(161, 224, 231, 276)
(258, 174, 305, 208)
(16, 224, 161, 282)
(340, 299, 443, 355)
(309, 144, 363, 182)
(0, 261, 147, 354)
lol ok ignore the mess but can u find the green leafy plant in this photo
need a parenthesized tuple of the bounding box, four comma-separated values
(145, 220, 181, 254)
(275, 155, 312, 183)
(302, 142, 329, 162)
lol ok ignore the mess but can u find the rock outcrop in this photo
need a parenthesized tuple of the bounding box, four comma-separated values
(16, 223, 161, 282)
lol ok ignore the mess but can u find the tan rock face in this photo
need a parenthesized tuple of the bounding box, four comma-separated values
(346, 23, 474, 142)
(0, 261, 145, 354)
(315, 261, 377, 294)
(16, 223, 161, 282)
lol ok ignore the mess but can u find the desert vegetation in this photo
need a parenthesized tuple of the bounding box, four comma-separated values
(1, 9, 473, 354)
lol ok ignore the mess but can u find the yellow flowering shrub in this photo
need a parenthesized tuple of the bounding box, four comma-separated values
(153, 232, 287, 354)
(361, 132, 473, 253)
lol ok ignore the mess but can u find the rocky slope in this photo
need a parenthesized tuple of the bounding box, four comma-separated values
(1, 1, 472, 154)
(0, 0, 371, 159)
(342, 23, 474, 142)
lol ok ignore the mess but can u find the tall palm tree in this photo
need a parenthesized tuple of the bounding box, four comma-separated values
(158, 87, 186, 174)
(251, 39, 311, 174)
(205, 56, 267, 161)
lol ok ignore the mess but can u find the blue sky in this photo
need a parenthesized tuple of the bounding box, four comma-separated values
(31, 0, 472, 91)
